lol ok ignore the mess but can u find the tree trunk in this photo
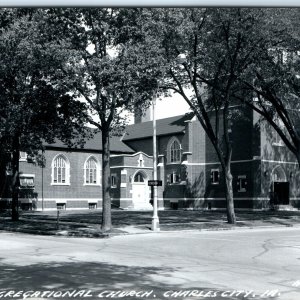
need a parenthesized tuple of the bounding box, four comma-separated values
(296, 148, 300, 169)
(11, 135, 20, 221)
(223, 162, 236, 224)
(101, 130, 112, 232)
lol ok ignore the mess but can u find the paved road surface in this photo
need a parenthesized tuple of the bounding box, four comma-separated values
(0, 227, 299, 300)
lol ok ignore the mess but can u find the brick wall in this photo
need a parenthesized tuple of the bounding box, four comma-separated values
(19, 149, 103, 209)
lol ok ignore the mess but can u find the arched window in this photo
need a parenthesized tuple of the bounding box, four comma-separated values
(52, 155, 70, 185)
(84, 156, 100, 185)
(168, 137, 181, 163)
(134, 172, 145, 182)
(271, 165, 287, 182)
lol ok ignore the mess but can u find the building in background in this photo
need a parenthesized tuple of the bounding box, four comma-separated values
(123, 105, 300, 210)
(0, 105, 299, 211)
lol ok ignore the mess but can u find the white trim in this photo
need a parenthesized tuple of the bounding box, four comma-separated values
(137, 153, 144, 167)
(83, 155, 101, 186)
(110, 151, 153, 159)
(261, 159, 298, 165)
(110, 198, 159, 202)
(42, 198, 101, 201)
(51, 153, 71, 185)
(111, 198, 133, 201)
(19, 151, 28, 162)
(272, 142, 285, 147)
(132, 169, 149, 183)
(271, 165, 287, 182)
(87, 199, 99, 203)
(84, 183, 101, 186)
(19, 173, 35, 178)
(39, 208, 91, 211)
(111, 166, 153, 169)
(183, 158, 298, 166)
(162, 197, 272, 201)
(120, 183, 127, 188)
(56, 199, 67, 204)
(121, 170, 127, 175)
(167, 136, 182, 164)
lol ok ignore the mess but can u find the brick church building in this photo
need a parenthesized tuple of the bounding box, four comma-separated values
(1, 105, 300, 211)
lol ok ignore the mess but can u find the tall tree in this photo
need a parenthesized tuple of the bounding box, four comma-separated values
(235, 9, 300, 168)
(136, 8, 266, 223)
(0, 9, 90, 220)
(201, 8, 300, 169)
(44, 8, 157, 231)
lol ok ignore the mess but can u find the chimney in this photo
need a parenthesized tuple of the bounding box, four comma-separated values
(134, 106, 152, 124)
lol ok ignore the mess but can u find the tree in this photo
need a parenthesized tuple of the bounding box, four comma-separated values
(43, 8, 158, 231)
(200, 9, 300, 170)
(0, 9, 90, 220)
(235, 9, 300, 168)
(136, 8, 267, 223)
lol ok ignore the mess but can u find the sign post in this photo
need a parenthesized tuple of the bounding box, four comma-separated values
(151, 94, 160, 231)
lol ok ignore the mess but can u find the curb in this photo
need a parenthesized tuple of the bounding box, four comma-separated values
(0, 227, 111, 238)
(1, 222, 299, 238)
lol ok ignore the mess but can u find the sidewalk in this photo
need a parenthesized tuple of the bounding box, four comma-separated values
(0, 209, 300, 237)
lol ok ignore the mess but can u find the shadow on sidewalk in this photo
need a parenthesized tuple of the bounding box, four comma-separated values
(0, 261, 275, 300)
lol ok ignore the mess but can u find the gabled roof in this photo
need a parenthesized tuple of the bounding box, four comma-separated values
(45, 130, 134, 154)
(122, 113, 193, 141)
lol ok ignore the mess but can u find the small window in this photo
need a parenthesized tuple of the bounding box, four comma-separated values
(170, 172, 180, 184)
(273, 130, 284, 146)
(57, 203, 66, 210)
(89, 203, 97, 209)
(134, 172, 144, 182)
(19, 176, 34, 188)
(211, 169, 220, 184)
(111, 175, 117, 187)
(19, 152, 27, 161)
(138, 154, 144, 167)
(237, 175, 247, 192)
(272, 120, 285, 147)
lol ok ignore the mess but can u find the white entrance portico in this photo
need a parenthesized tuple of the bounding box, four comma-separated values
(131, 170, 152, 210)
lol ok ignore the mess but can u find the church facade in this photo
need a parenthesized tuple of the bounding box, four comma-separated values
(1, 105, 299, 211)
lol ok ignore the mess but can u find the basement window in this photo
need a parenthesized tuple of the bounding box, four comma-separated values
(57, 203, 66, 210)
(89, 203, 97, 209)
(211, 169, 220, 184)
(237, 175, 247, 192)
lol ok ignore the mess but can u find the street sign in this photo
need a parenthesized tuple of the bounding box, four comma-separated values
(148, 180, 162, 186)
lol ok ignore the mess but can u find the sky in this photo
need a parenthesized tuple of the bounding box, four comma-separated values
(155, 92, 191, 120)
(126, 91, 191, 124)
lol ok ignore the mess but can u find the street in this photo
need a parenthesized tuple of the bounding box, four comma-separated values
(0, 227, 299, 300)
